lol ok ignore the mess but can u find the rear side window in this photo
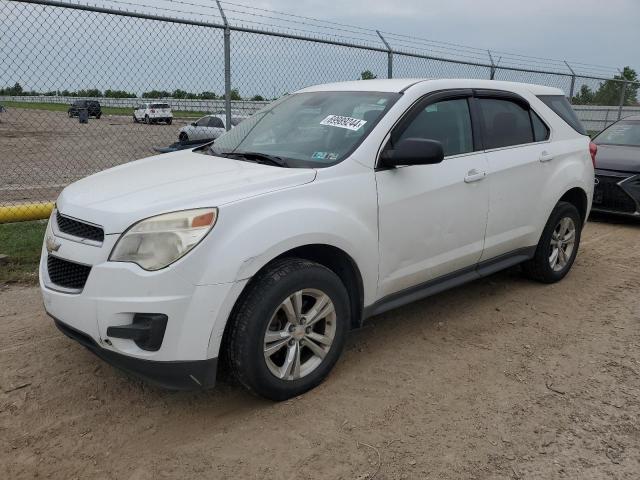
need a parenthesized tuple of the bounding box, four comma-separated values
(478, 98, 533, 149)
(395, 98, 474, 157)
(537, 95, 586, 135)
(209, 117, 225, 128)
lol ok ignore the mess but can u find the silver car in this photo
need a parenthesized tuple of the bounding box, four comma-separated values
(178, 114, 246, 142)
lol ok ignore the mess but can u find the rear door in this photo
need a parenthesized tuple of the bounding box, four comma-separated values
(376, 90, 490, 297)
(474, 90, 552, 261)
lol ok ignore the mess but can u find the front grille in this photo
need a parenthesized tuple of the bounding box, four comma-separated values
(47, 255, 92, 291)
(594, 176, 637, 213)
(56, 211, 104, 243)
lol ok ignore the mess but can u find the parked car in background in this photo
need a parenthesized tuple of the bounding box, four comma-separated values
(68, 100, 102, 119)
(178, 114, 246, 141)
(152, 138, 213, 154)
(42, 79, 593, 401)
(591, 115, 640, 217)
(134, 103, 173, 124)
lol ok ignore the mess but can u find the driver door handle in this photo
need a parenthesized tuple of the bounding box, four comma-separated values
(464, 169, 486, 183)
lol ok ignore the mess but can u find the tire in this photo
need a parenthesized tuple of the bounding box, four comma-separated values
(224, 258, 350, 401)
(522, 201, 582, 283)
(95, 113, 101, 119)
(133, 115, 138, 123)
(166, 118, 172, 125)
(144, 115, 149, 125)
(178, 132, 188, 142)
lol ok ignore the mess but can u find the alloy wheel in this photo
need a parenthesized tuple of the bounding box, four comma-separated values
(549, 216, 576, 271)
(263, 289, 336, 381)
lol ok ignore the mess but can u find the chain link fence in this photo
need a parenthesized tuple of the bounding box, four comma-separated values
(1, 0, 638, 221)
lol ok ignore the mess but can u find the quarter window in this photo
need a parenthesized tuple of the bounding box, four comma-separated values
(196, 117, 210, 127)
(531, 110, 550, 142)
(394, 98, 474, 157)
(478, 98, 534, 149)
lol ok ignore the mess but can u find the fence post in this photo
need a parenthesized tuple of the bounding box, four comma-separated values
(617, 81, 627, 120)
(487, 50, 496, 80)
(564, 61, 576, 103)
(376, 30, 393, 79)
(216, 0, 232, 130)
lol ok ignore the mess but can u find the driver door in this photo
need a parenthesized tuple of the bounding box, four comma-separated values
(375, 90, 490, 298)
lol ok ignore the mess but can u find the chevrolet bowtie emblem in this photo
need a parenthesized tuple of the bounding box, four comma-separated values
(46, 236, 61, 254)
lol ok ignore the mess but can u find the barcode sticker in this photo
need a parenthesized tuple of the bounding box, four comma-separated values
(320, 115, 367, 131)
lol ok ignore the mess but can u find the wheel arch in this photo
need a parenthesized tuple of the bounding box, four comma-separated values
(559, 187, 589, 226)
(231, 243, 365, 332)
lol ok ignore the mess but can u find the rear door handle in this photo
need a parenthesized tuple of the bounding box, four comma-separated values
(464, 169, 486, 183)
(539, 151, 554, 162)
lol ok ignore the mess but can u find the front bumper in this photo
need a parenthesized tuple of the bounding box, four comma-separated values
(40, 211, 247, 388)
(52, 315, 217, 389)
(592, 170, 640, 217)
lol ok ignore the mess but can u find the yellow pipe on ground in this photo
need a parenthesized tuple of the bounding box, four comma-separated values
(0, 202, 54, 224)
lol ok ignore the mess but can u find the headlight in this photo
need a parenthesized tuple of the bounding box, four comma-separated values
(109, 208, 218, 271)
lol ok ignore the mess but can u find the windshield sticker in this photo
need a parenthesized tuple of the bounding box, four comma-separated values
(312, 151, 328, 160)
(327, 153, 339, 160)
(320, 115, 367, 131)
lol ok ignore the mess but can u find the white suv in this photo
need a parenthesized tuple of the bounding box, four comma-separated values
(40, 79, 594, 400)
(133, 102, 173, 124)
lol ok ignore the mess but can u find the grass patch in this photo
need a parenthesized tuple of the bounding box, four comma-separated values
(0, 220, 47, 284)
(2, 101, 208, 118)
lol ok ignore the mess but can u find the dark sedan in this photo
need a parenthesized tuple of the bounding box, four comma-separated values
(592, 115, 640, 217)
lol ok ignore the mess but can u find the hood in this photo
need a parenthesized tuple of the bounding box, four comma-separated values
(594, 144, 640, 173)
(57, 150, 316, 233)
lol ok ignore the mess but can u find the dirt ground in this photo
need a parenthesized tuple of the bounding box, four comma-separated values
(1, 218, 640, 480)
(0, 108, 191, 204)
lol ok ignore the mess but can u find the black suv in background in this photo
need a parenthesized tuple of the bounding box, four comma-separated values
(68, 100, 102, 119)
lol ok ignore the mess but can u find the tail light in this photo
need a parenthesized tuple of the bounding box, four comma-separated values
(151, 109, 155, 113)
(589, 142, 597, 168)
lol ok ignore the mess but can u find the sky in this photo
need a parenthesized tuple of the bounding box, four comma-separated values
(243, 0, 639, 76)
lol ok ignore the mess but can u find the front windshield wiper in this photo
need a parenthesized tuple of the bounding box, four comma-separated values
(227, 151, 289, 168)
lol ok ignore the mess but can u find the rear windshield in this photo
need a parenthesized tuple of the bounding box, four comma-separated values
(594, 121, 640, 147)
(151, 103, 170, 109)
(537, 95, 586, 135)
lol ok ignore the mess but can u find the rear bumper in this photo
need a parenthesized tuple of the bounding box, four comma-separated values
(52, 315, 218, 390)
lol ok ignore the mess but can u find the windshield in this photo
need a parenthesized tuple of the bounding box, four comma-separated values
(594, 121, 640, 147)
(201, 91, 400, 167)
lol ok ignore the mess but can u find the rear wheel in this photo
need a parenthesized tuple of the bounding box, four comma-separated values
(522, 201, 582, 283)
(224, 258, 350, 401)
(133, 115, 138, 123)
(144, 115, 149, 125)
(166, 118, 172, 125)
(178, 132, 188, 142)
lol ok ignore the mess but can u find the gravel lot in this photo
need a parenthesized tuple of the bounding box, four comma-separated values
(0, 108, 192, 204)
(1, 218, 640, 479)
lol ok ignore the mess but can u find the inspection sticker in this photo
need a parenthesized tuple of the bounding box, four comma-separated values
(320, 115, 367, 131)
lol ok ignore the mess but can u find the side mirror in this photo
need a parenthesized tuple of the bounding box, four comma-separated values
(381, 138, 444, 167)
(190, 122, 196, 126)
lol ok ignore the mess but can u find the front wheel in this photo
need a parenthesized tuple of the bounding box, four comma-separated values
(224, 258, 350, 401)
(144, 115, 149, 124)
(178, 132, 188, 142)
(522, 201, 582, 283)
(166, 118, 172, 125)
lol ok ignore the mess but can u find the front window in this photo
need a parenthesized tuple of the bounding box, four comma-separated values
(201, 91, 400, 167)
(594, 121, 640, 147)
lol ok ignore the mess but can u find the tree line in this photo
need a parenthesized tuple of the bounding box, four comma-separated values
(571, 67, 638, 106)
(0, 83, 267, 101)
